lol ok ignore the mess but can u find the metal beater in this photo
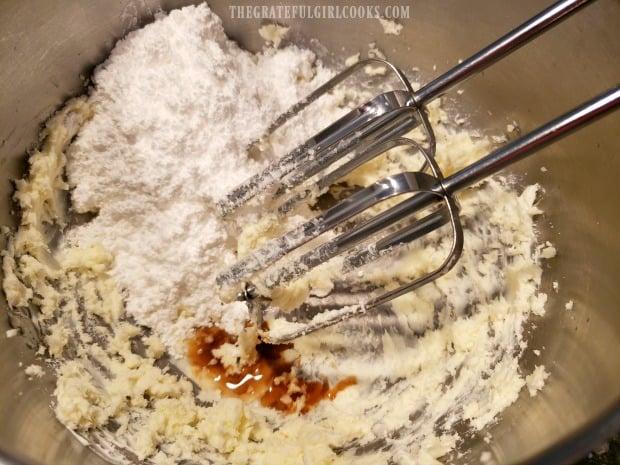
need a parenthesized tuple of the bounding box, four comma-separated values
(216, 0, 620, 343)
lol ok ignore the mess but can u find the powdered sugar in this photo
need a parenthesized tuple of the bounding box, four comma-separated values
(62, 5, 335, 355)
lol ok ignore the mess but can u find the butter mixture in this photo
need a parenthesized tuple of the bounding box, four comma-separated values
(2, 4, 553, 465)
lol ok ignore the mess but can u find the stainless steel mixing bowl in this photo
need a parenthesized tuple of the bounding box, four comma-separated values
(1, 1, 618, 464)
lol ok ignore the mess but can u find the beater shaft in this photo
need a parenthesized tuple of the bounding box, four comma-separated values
(217, 0, 596, 216)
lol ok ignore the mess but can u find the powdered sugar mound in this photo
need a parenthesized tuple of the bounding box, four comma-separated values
(67, 6, 322, 210)
(62, 4, 333, 356)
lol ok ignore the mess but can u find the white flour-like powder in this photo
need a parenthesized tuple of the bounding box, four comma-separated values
(62, 6, 341, 357)
(2, 4, 554, 465)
